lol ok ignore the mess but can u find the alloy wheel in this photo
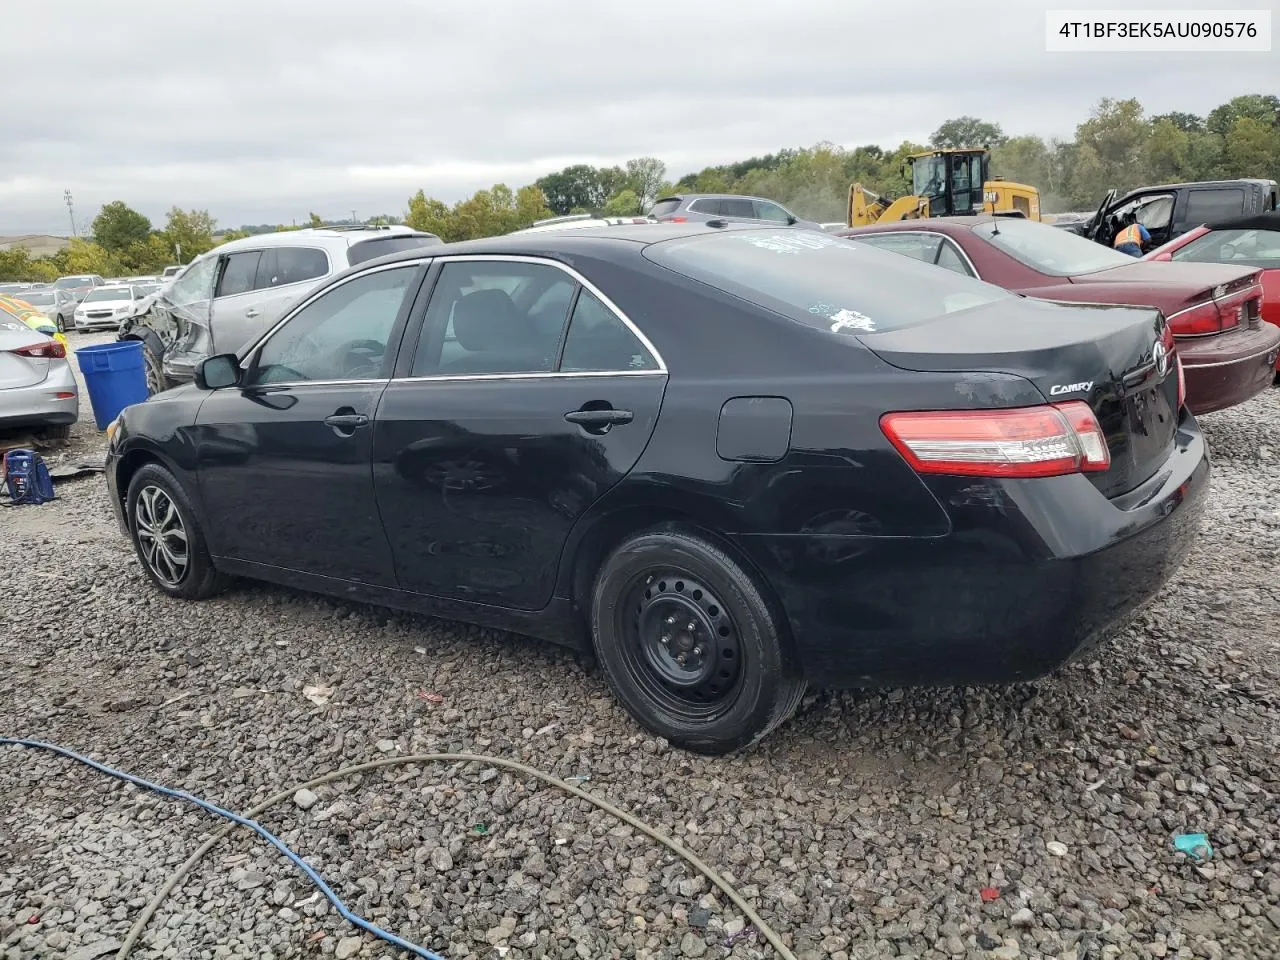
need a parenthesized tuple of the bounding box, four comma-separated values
(134, 485, 189, 586)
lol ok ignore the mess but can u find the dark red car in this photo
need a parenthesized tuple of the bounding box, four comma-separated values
(1144, 210, 1280, 373)
(839, 217, 1279, 414)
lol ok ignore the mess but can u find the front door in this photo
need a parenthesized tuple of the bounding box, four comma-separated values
(373, 257, 667, 610)
(195, 262, 425, 585)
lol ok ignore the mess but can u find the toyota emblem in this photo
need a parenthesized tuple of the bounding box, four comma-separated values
(1153, 339, 1170, 378)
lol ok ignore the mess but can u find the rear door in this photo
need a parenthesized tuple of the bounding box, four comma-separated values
(373, 256, 667, 610)
(210, 245, 331, 355)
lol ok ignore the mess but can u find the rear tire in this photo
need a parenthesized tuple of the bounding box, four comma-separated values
(141, 344, 168, 396)
(38, 423, 71, 441)
(591, 529, 805, 755)
(126, 463, 230, 600)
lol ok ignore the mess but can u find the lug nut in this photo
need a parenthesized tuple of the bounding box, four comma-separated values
(666, 615, 677, 626)
(686, 621, 696, 633)
(660, 635, 670, 645)
(692, 646, 702, 656)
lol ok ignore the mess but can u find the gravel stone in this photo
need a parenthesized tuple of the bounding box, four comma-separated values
(334, 936, 362, 958)
(293, 788, 318, 810)
(2, 340, 1278, 959)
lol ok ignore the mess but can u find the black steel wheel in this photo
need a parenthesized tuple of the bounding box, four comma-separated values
(126, 462, 231, 600)
(591, 529, 806, 755)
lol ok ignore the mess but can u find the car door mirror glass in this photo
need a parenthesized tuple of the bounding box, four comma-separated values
(196, 353, 241, 390)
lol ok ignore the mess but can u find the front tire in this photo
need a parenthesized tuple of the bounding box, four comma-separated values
(591, 529, 805, 755)
(126, 463, 229, 600)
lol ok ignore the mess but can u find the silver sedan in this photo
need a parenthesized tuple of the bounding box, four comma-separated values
(0, 320, 79, 439)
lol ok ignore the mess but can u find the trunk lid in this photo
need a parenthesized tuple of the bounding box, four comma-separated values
(1069, 259, 1256, 293)
(0, 329, 51, 389)
(858, 297, 1179, 499)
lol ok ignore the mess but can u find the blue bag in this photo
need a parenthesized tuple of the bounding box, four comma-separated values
(2, 449, 56, 505)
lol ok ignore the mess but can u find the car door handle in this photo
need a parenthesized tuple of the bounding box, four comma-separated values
(244, 307, 262, 318)
(565, 407, 633, 433)
(324, 412, 369, 432)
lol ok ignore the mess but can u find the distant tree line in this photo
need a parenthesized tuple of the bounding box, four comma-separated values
(2, 93, 1276, 282)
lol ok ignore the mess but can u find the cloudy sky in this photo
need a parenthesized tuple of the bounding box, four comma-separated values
(4, 0, 1273, 234)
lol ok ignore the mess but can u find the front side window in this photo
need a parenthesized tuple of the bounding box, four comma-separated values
(912, 155, 946, 200)
(720, 198, 756, 219)
(411, 261, 572, 376)
(1135, 196, 1175, 229)
(971, 219, 1133, 276)
(560, 290, 658, 373)
(935, 240, 976, 276)
(247, 266, 418, 385)
(216, 251, 262, 298)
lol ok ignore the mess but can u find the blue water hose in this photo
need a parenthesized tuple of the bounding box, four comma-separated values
(0, 737, 447, 960)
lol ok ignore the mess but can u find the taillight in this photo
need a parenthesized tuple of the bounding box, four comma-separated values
(1167, 300, 1227, 336)
(880, 401, 1111, 479)
(659, 216, 688, 223)
(11, 341, 66, 359)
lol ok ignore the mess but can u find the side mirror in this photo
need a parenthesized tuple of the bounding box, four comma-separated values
(195, 353, 241, 390)
(787, 215, 798, 225)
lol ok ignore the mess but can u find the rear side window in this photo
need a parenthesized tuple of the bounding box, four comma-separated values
(853, 232, 944, 265)
(216, 251, 262, 297)
(689, 198, 723, 216)
(645, 230, 1011, 334)
(260, 247, 328, 288)
(560, 290, 659, 373)
(648, 198, 683, 218)
(347, 234, 442, 266)
(720, 198, 756, 218)
(1185, 189, 1244, 224)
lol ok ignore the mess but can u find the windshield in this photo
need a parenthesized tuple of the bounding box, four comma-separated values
(1172, 227, 1280, 269)
(972, 219, 1135, 276)
(16, 291, 55, 305)
(912, 155, 947, 199)
(644, 229, 1011, 334)
(83, 286, 134, 303)
(55, 276, 95, 289)
(134, 283, 160, 295)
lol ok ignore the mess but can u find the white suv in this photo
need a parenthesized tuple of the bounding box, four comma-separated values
(122, 225, 441, 390)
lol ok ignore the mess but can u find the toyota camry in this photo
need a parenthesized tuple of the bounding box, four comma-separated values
(104, 224, 1208, 754)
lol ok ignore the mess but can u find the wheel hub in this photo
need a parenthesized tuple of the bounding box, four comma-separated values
(634, 575, 737, 693)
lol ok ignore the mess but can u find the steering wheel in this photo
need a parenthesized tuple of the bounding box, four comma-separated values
(340, 339, 385, 378)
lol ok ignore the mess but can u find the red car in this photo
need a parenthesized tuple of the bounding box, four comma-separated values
(839, 217, 1280, 415)
(1144, 210, 1280, 373)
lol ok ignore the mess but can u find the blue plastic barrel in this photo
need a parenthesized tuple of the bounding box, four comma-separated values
(74, 341, 149, 431)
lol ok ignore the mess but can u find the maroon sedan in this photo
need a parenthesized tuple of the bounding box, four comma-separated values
(840, 217, 1280, 415)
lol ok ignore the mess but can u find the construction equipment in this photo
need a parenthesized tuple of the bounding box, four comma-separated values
(847, 147, 1042, 226)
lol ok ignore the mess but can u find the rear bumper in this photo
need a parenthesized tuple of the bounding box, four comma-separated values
(0, 364, 80, 428)
(1178, 323, 1280, 414)
(739, 411, 1209, 688)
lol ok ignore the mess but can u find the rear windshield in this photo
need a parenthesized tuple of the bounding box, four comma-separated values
(648, 198, 683, 219)
(55, 276, 95, 288)
(971, 219, 1134, 276)
(16, 291, 54, 305)
(346, 234, 441, 266)
(643, 229, 1011, 333)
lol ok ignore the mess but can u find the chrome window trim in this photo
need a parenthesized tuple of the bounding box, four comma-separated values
(239, 259, 432, 371)
(400, 253, 668, 378)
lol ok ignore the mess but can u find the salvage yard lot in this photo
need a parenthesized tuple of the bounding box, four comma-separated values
(1, 378, 1278, 960)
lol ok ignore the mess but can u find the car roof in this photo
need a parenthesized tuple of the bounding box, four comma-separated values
(212, 224, 434, 254)
(841, 217, 999, 235)
(1205, 210, 1280, 232)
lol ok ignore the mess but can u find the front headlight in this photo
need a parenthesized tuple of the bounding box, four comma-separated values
(105, 417, 121, 446)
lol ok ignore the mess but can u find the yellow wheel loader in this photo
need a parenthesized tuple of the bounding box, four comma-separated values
(847, 147, 1041, 227)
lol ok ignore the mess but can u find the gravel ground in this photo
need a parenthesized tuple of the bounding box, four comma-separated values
(1, 361, 1277, 960)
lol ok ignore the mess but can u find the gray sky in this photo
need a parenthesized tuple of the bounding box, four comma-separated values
(4, 0, 1273, 234)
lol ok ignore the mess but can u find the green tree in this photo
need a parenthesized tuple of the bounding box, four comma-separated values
(513, 185, 553, 226)
(603, 189, 642, 216)
(91, 201, 152, 254)
(1207, 94, 1280, 137)
(535, 164, 612, 215)
(308, 212, 325, 228)
(61, 239, 120, 276)
(992, 135, 1051, 189)
(161, 208, 217, 262)
(624, 157, 667, 209)
(406, 190, 452, 238)
(1150, 111, 1204, 133)
(1073, 98, 1150, 196)
(1143, 120, 1192, 184)
(930, 117, 1006, 148)
(1221, 117, 1280, 179)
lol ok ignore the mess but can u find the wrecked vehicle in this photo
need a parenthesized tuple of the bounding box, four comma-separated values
(106, 224, 1207, 754)
(119, 225, 441, 394)
(1070, 178, 1278, 250)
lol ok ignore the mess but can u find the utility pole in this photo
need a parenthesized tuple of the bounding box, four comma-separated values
(351, 209, 357, 225)
(64, 189, 77, 237)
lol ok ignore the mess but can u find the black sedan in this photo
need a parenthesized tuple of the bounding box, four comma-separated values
(104, 224, 1209, 754)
